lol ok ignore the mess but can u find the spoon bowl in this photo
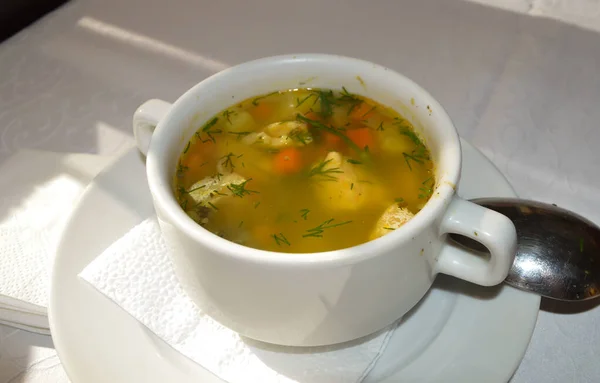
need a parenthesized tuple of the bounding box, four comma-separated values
(450, 198, 600, 301)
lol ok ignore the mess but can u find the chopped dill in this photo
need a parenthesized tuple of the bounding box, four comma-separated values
(308, 158, 343, 180)
(227, 179, 260, 198)
(418, 186, 433, 199)
(376, 122, 385, 131)
(296, 93, 318, 108)
(383, 227, 395, 231)
(252, 91, 279, 106)
(228, 131, 252, 140)
(362, 105, 377, 117)
(300, 208, 310, 220)
(418, 177, 435, 199)
(176, 164, 188, 178)
(196, 117, 222, 143)
(289, 128, 312, 145)
(303, 218, 352, 238)
(346, 159, 362, 165)
(338, 87, 362, 115)
(180, 199, 188, 210)
(182, 184, 206, 194)
(203, 117, 219, 131)
(317, 89, 337, 118)
(220, 152, 237, 171)
(350, 183, 354, 190)
(273, 232, 291, 246)
(296, 114, 363, 155)
(207, 201, 219, 210)
(394, 197, 407, 207)
(254, 201, 261, 209)
(238, 221, 244, 228)
(398, 125, 424, 147)
(183, 141, 191, 153)
(403, 152, 425, 171)
(393, 117, 410, 125)
(222, 109, 237, 124)
(298, 76, 317, 86)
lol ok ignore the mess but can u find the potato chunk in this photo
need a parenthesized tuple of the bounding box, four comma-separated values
(370, 204, 415, 240)
(310, 152, 369, 211)
(224, 110, 256, 133)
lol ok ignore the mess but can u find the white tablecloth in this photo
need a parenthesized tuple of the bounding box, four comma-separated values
(1, 0, 599, 381)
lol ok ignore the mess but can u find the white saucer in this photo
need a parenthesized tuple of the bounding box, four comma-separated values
(49, 139, 540, 383)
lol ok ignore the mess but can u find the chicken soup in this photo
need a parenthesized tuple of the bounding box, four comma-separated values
(174, 88, 434, 253)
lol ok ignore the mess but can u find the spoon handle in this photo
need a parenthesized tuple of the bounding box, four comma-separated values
(456, 198, 600, 301)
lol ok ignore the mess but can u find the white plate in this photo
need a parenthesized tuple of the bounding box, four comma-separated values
(49, 140, 540, 383)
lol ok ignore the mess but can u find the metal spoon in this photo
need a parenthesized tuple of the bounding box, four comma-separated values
(450, 198, 600, 301)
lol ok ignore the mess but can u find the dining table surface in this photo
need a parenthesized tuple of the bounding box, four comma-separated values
(1, 0, 599, 382)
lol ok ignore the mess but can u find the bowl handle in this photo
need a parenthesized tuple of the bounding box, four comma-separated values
(132, 99, 172, 156)
(435, 196, 517, 286)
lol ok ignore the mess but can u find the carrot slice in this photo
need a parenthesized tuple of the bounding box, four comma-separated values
(250, 102, 273, 121)
(273, 147, 303, 175)
(323, 132, 342, 149)
(347, 128, 374, 150)
(303, 111, 320, 120)
(182, 152, 205, 169)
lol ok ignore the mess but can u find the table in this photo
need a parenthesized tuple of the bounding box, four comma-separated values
(1, 0, 599, 381)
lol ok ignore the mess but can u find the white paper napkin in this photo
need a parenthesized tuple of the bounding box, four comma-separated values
(80, 217, 396, 383)
(0, 150, 111, 334)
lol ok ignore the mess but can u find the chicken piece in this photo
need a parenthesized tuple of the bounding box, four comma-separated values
(370, 204, 415, 240)
(264, 120, 305, 137)
(311, 152, 370, 211)
(186, 172, 246, 215)
(183, 170, 251, 237)
(242, 121, 312, 149)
